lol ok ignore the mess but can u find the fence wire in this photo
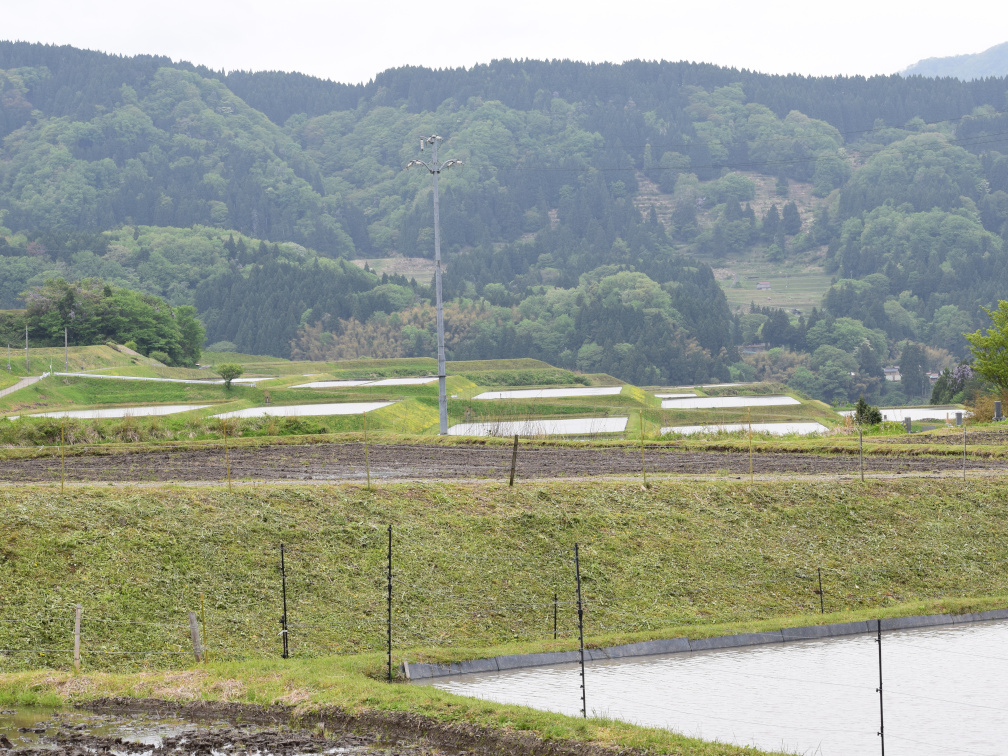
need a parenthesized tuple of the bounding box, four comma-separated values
(2, 537, 1007, 672)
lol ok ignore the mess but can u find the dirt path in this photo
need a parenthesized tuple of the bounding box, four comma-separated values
(0, 441, 1003, 484)
(0, 375, 41, 399)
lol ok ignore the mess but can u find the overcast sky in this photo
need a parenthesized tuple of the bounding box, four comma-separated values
(5, 1, 1006, 85)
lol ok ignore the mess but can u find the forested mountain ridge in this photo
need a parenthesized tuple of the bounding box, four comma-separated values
(3, 41, 1008, 400)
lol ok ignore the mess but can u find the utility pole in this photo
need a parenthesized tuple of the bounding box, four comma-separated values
(407, 135, 462, 434)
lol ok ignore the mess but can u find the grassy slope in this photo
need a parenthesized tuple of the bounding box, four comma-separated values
(2, 478, 1005, 664)
(2, 477, 1007, 754)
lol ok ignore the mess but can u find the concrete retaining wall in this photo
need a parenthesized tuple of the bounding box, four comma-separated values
(404, 607, 1008, 680)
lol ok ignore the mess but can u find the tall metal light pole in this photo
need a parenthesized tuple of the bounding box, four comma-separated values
(407, 135, 462, 435)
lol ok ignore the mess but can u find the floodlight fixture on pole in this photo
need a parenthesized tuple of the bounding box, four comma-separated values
(407, 135, 463, 435)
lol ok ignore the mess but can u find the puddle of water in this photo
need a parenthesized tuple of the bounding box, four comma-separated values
(661, 421, 828, 436)
(0, 707, 372, 753)
(0, 707, 217, 750)
(661, 395, 800, 409)
(428, 621, 1008, 755)
(9, 404, 212, 421)
(838, 406, 965, 422)
(473, 387, 623, 400)
(213, 402, 393, 419)
(448, 417, 629, 437)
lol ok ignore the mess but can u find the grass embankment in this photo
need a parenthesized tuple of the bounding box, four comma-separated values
(0, 344, 163, 378)
(2, 478, 1006, 754)
(2, 478, 1005, 665)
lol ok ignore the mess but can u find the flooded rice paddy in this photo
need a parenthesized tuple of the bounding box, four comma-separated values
(55, 372, 273, 385)
(292, 377, 438, 388)
(213, 402, 393, 419)
(8, 404, 212, 420)
(429, 620, 1008, 755)
(661, 421, 829, 436)
(447, 417, 628, 437)
(838, 406, 965, 422)
(660, 395, 801, 409)
(473, 387, 623, 400)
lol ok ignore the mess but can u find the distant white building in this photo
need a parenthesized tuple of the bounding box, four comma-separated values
(756, 282, 771, 291)
(883, 366, 901, 382)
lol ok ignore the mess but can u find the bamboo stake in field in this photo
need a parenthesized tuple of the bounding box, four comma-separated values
(364, 411, 371, 489)
(748, 408, 753, 484)
(508, 434, 518, 486)
(387, 525, 392, 683)
(73, 604, 81, 673)
(200, 593, 209, 663)
(640, 411, 647, 487)
(860, 426, 864, 482)
(222, 420, 231, 492)
(60, 418, 65, 493)
(963, 422, 967, 481)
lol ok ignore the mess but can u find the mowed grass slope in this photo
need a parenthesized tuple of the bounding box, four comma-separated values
(2, 478, 1005, 671)
(3, 478, 1007, 756)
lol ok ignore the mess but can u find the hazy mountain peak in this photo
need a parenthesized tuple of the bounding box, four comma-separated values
(901, 41, 1008, 80)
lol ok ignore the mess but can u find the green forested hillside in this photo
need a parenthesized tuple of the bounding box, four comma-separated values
(3, 42, 1008, 400)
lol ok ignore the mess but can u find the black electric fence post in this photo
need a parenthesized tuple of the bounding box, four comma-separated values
(509, 434, 518, 486)
(553, 592, 558, 640)
(387, 525, 393, 683)
(574, 543, 586, 719)
(818, 567, 824, 614)
(280, 542, 289, 659)
(876, 619, 885, 755)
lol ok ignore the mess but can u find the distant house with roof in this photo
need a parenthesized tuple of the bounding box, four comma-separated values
(883, 366, 901, 382)
(756, 282, 771, 291)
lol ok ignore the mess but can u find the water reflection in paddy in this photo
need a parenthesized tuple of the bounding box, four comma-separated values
(429, 621, 1008, 755)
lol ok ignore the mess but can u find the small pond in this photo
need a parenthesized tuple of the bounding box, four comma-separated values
(427, 620, 1008, 755)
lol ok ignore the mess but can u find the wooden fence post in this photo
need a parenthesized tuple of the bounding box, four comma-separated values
(188, 611, 203, 662)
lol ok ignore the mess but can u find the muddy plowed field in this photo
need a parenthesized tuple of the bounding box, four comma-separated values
(1, 442, 1003, 483)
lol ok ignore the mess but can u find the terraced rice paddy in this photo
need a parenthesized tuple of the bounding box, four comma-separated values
(661, 421, 828, 436)
(8, 404, 213, 420)
(54, 372, 273, 385)
(660, 395, 801, 409)
(292, 377, 438, 388)
(213, 402, 393, 419)
(837, 406, 964, 422)
(473, 387, 623, 400)
(447, 417, 628, 437)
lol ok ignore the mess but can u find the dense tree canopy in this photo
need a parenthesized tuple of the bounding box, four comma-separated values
(4, 278, 204, 366)
(3, 42, 1008, 399)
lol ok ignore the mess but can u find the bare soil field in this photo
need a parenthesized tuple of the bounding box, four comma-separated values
(0, 441, 1003, 484)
